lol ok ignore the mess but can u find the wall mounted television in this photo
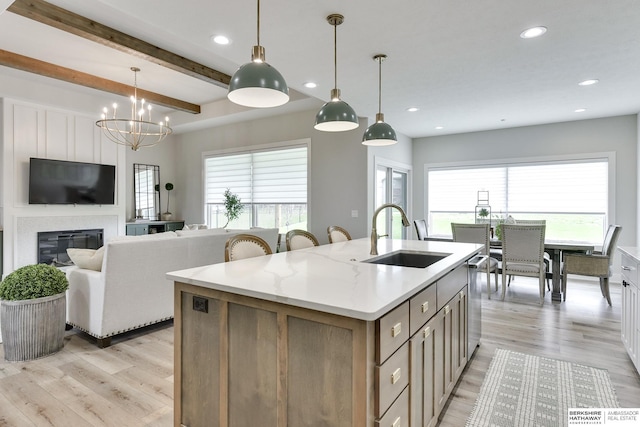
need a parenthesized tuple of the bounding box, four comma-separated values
(29, 157, 116, 205)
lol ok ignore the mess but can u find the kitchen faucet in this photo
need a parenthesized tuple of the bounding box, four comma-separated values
(370, 203, 411, 255)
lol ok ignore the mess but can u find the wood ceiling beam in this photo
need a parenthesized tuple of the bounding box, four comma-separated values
(0, 49, 201, 114)
(7, 0, 231, 88)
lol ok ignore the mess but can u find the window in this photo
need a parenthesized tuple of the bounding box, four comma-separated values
(204, 144, 308, 232)
(427, 157, 609, 243)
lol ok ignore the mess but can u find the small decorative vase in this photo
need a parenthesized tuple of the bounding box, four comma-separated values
(161, 212, 173, 221)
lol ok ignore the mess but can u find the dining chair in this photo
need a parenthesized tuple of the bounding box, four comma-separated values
(500, 224, 548, 304)
(224, 233, 273, 262)
(285, 229, 320, 251)
(451, 223, 499, 298)
(507, 219, 551, 290)
(561, 225, 622, 305)
(327, 225, 352, 243)
(414, 219, 428, 240)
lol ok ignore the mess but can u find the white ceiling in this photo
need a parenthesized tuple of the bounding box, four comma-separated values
(1, 0, 640, 138)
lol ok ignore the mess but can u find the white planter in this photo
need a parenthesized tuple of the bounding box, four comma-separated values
(0, 292, 66, 361)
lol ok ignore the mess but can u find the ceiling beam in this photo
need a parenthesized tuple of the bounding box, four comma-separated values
(7, 0, 231, 88)
(0, 49, 201, 114)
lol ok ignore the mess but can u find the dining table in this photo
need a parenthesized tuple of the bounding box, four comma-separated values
(425, 236, 594, 301)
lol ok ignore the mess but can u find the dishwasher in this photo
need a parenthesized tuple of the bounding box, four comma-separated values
(467, 254, 486, 357)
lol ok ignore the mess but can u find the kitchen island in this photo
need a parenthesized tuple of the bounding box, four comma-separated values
(168, 238, 482, 427)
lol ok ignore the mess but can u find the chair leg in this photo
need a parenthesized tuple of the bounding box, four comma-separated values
(487, 268, 491, 300)
(539, 274, 545, 305)
(561, 269, 567, 301)
(494, 269, 499, 292)
(501, 270, 507, 300)
(601, 277, 612, 306)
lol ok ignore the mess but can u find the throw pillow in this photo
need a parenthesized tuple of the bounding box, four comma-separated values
(67, 246, 105, 271)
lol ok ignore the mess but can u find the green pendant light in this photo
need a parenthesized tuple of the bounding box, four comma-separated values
(227, 0, 289, 108)
(314, 14, 358, 132)
(362, 54, 397, 146)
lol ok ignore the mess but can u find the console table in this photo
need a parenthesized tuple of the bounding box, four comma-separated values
(125, 220, 185, 235)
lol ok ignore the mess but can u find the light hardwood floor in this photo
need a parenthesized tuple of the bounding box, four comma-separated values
(0, 277, 638, 426)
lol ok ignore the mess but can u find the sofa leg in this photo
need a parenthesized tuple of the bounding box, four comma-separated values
(97, 337, 112, 348)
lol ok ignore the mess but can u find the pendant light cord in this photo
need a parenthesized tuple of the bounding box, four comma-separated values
(256, 0, 260, 47)
(377, 57, 382, 114)
(333, 21, 338, 91)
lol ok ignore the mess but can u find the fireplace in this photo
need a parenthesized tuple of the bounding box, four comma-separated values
(37, 229, 104, 266)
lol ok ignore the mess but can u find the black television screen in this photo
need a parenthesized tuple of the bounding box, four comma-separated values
(29, 158, 116, 205)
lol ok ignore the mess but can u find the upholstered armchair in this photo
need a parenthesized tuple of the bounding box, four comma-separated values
(561, 225, 621, 305)
(414, 219, 428, 240)
(225, 233, 273, 262)
(285, 229, 320, 251)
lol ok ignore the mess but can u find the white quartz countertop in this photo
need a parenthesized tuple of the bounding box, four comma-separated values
(619, 246, 640, 261)
(167, 238, 482, 321)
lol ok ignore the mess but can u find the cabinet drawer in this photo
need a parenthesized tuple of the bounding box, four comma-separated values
(375, 387, 409, 427)
(375, 341, 409, 418)
(621, 253, 638, 286)
(437, 265, 467, 311)
(377, 302, 410, 363)
(409, 284, 437, 336)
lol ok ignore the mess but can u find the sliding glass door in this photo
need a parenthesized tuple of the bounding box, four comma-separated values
(376, 162, 410, 239)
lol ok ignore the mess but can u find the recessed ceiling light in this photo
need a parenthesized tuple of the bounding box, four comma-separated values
(406, 107, 419, 112)
(435, 126, 444, 130)
(520, 26, 547, 39)
(303, 82, 317, 89)
(211, 35, 230, 45)
(578, 79, 599, 86)
(574, 108, 587, 113)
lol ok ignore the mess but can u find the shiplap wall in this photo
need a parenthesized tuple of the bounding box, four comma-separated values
(1, 97, 127, 273)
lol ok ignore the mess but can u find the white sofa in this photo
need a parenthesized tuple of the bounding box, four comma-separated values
(66, 228, 279, 347)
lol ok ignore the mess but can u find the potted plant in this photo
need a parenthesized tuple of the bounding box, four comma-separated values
(0, 264, 69, 361)
(223, 188, 244, 228)
(162, 182, 174, 221)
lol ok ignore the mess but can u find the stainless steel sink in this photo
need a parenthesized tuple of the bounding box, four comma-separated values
(365, 250, 450, 269)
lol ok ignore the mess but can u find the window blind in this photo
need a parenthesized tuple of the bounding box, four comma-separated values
(205, 145, 307, 204)
(428, 159, 607, 215)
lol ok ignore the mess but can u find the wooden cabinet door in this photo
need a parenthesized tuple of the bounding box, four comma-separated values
(442, 301, 454, 399)
(622, 280, 638, 371)
(453, 288, 468, 382)
(126, 224, 148, 235)
(409, 311, 443, 427)
(433, 303, 449, 414)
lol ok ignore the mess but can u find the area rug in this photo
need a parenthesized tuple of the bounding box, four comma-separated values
(466, 348, 620, 427)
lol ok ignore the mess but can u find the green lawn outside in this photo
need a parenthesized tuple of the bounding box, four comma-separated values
(431, 213, 606, 243)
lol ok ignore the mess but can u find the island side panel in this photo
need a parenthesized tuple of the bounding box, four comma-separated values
(228, 303, 278, 426)
(177, 290, 221, 427)
(174, 282, 372, 427)
(287, 317, 353, 426)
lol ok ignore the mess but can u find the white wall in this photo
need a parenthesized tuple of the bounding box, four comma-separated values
(1, 97, 126, 272)
(174, 109, 373, 244)
(412, 115, 638, 250)
(125, 138, 179, 221)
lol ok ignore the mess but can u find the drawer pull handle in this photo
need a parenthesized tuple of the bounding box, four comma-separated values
(421, 301, 429, 313)
(424, 326, 431, 338)
(392, 416, 401, 427)
(622, 266, 632, 271)
(391, 322, 402, 337)
(391, 368, 401, 384)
